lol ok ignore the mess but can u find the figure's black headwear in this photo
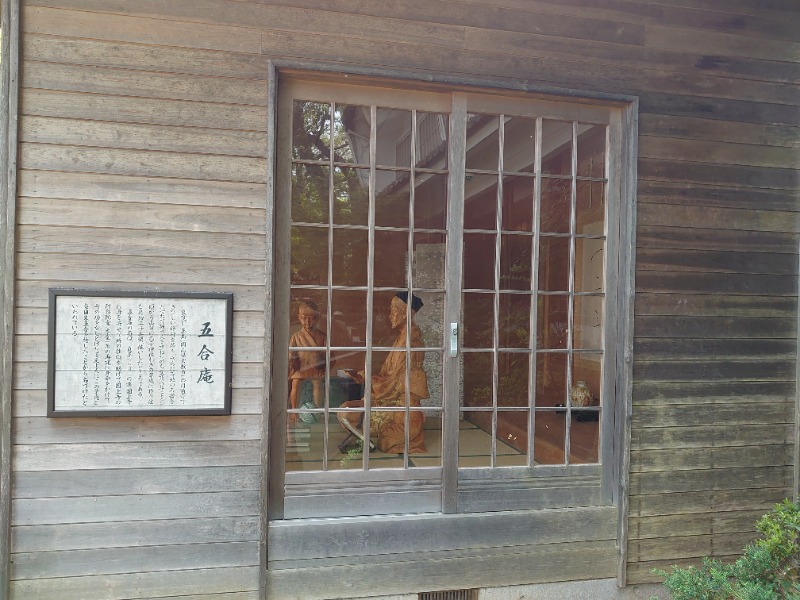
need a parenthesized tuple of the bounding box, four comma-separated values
(395, 291, 424, 313)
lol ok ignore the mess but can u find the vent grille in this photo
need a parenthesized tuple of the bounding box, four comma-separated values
(419, 590, 478, 600)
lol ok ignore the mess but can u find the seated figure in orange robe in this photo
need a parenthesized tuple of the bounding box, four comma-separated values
(339, 292, 429, 454)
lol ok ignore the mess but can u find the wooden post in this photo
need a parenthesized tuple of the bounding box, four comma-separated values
(0, 1, 21, 598)
(795, 235, 800, 504)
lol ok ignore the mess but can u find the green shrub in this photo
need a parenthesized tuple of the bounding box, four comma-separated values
(654, 500, 800, 599)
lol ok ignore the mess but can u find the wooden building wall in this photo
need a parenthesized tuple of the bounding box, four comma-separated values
(6, 0, 799, 597)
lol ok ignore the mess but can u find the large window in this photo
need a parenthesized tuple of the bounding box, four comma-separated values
(270, 75, 625, 519)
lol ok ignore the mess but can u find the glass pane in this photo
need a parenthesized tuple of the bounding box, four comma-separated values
(374, 230, 409, 289)
(414, 172, 447, 230)
(540, 177, 571, 234)
(576, 181, 605, 235)
(286, 416, 327, 472)
(369, 410, 416, 464)
(497, 352, 530, 408)
(291, 226, 328, 286)
(465, 113, 499, 171)
(288, 296, 329, 415)
(538, 236, 570, 292)
(370, 292, 396, 347)
(575, 237, 605, 293)
(577, 124, 605, 179)
(496, 410, 528, 466)
(462, 293, 494, 349)
(463, 175, 498, 230)
(414, 292, 444, 348)
(292, 164, 329, 224)
(421, 351, 443, 407)
(330, 290, 366, 348)
(332, 228, 369, 287)
(461, 352, 493, 408)
(500, 234, 532, 291)
(293, 101, 330, 161)
(571, 354, 601, 407)
(333, 167, 369, 226)
(503, 116, 536, 174)
(333, 104, 370, 165)
(376, 108, 412, 168)
(333, 408, 367, 471)
(574, 295, 603, 350)
(459, 411, 492, 467)
(290, 288, 328, 332)
(541, 119, 572, 176)
(537, 294, 568, 349)
(463, 233, 496, 290)
(413, 234, 446, 290)
(570, 411, 599, 464)
(501, 175, 534, 232)
(533, 409, 565, 464)
(416, 112, 448, 169)
(498, 293, 531, 349)
(411, 412, 442, 467)
(535, 352, 567, 407)
(375, 170, 409, 228)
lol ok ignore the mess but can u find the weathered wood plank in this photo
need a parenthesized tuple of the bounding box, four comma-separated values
(634, 293, 796, 318)
(19, 143, 267, 183)
(634, 316, 796, 339)
(25, 0, 637, 46)
(629, 486, 790, 517)
(637, 248, 798, 276)
(13, 388, 265, 418)
(639, 159, 800, 190)
(14, 417, 262, 446)
(267, 540, 617, 600)
(18, 170, 266, 209)
(631, 445, 792, 473)
(632, 402, 793, 428)
(632, 381, 795, 405)
(639, 114, 799, 148)
(635, 271, 797, 295)
(628, 509, 764, 540)
(10, 566, 259, 599)
(16, 253, 266, 287)
(23, 5, 264, 54)
(632, 424, 794, 451)
(24, 60, 268, 106)
(638, 204, 800, 233)
(14, 282, 266, 310)
(11, 516, 259, 552)
(637, 227, 798, 254)
(20, 116, 267, 158)
(630, 467, 792, 497)
(13, 491, 260, 525)
(12, 541, 259, 579)
(13, 441, 261, 471)
(18, 226, 266, 261)
(640, 136, 798, 169)
(626, 556, 739, 585)
(22, 89, 268, 132)
(15, 466, 260, 498)
(639, 92, 800, 127)
(633, 359, 795, 382)
(269, 506, 615, 562)
(628, 531, 755, 562)
(634, 338, 797, 361)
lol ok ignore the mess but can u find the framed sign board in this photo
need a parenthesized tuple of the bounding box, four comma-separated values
(48, 289, 233, 417)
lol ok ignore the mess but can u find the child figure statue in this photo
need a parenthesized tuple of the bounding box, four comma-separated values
(288, 301, 328, 424)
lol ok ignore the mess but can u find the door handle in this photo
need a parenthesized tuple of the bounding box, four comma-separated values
(449, 323, 459, 357)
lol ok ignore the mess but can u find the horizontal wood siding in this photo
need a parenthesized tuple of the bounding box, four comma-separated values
(9, 0, 799, 597)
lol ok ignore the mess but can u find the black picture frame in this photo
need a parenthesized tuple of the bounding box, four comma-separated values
(47, 289, 234, 417)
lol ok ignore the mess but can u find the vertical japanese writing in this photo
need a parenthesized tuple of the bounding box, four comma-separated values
(82, 303, 90, 405)
(158, 305, 166, 405)
(93, 303, 101, 406)
(104, 303, 112, 405)
(126, 307, 134, 405)
(180, 309, 187, 404)
(147, 303, 155, 405)
(168, 305, 177, 405)
(115, 305, 123, 405)
(137, 305, 145, 404)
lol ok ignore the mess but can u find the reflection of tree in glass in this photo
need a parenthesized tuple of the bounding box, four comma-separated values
(291, 102, 370, 284)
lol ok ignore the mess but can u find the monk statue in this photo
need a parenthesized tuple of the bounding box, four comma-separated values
(288, 300, 328, 424)
(338, 292, 429, 454)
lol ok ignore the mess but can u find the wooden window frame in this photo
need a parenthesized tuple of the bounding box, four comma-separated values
(261, 63, 639, 594)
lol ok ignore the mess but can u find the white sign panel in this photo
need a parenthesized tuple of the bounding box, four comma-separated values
(48, 290, 233, 416)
